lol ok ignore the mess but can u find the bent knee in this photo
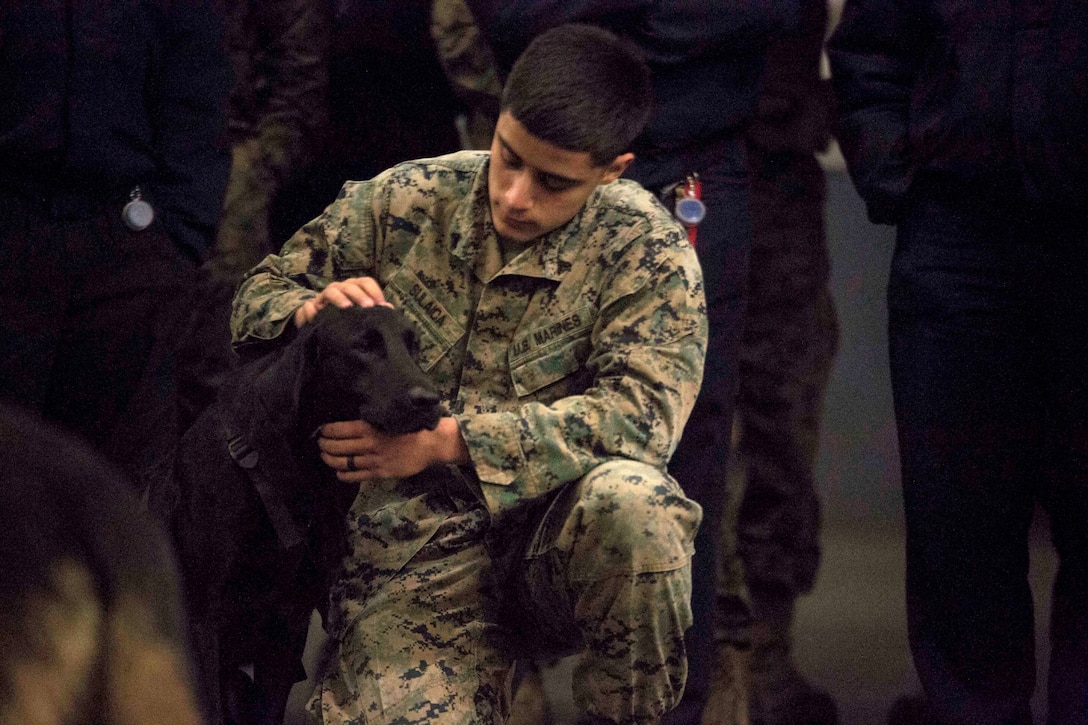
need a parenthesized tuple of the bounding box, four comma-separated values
(563, 460, 702, 581)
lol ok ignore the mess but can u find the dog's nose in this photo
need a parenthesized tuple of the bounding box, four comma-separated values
(407, 386, 440, 409)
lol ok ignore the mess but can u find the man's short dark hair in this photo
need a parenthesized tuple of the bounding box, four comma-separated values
(500, 24, 653, 167)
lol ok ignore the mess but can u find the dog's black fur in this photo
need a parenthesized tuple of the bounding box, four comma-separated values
(149, 305, 443, 725)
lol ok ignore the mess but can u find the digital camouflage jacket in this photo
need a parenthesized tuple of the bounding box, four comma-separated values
(230, 151, 706, 625)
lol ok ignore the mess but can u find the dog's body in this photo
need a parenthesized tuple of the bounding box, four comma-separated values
(150, 305, 443, 725)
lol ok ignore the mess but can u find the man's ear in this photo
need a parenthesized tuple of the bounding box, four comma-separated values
(600, 152, 635, 184)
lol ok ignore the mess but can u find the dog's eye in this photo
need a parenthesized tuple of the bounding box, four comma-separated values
(361, 329, 385, 356)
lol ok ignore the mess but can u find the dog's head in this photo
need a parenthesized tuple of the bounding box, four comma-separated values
(298, 305, 444, 435)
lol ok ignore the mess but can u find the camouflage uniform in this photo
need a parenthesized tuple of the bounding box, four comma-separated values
(430, 0, 502, 150)
(713, 1, 840, 722)
(172, 0, 330, 441)
(231, 151, 707, 723)
(215, 0, 330, 276)
(733, 153, 838, 603)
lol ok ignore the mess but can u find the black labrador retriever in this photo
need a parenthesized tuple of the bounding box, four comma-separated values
(150, 304, 444, 725)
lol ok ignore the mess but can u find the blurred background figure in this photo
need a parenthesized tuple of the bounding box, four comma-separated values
(212, 0, 332, 279)
(178, 0, 482, 436)
(708, 2, 840, 723)
(0, 0, 231, 488)
(274, 0, 473, 239)
(431, 0, 503, 151)
(0, 404, 200, 725)
(829, 1, 1088, 723)
(175, 0, 333, 434)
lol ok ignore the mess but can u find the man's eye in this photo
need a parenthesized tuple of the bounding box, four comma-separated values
(502, 151, 522, 168)
(541, 177, 575, 193)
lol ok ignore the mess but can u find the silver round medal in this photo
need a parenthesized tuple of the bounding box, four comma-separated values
(122, 187, 154, 231)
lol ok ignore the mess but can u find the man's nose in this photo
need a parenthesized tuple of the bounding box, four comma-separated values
(504, 171, 533, 211)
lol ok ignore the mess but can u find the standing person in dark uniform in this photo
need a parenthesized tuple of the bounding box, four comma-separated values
(829, 2, 1088, 723)
(710, 1, 840, 723)
(0, 0, 231, 486)
(274, 0, 470, 240)
(464, 3, 795, 721)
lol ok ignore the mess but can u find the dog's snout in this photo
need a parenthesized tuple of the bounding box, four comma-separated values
(407, 386, 440, 409)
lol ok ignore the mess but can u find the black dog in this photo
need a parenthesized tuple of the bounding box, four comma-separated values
(150, 305, 443, 725)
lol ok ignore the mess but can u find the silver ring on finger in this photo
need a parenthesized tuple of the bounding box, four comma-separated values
(346, 455, 358, 472)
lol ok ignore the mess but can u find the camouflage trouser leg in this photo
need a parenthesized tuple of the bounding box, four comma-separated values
(308, 507, 511, 725)
(733, 152, 838, 601)
(517, 460, 703, 724)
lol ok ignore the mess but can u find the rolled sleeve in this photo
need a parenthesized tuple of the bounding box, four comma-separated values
(230, 178, 382, 347)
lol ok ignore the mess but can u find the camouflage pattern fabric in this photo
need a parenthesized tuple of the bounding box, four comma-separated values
(715, 0, 838, 648)
(309, 482, 510, 725)
(215, 0, 331, 275)
(517, 460, 700, 722)
(309, 461, 701, 724)
(715, 150, 838, 652)
(734, 149, 838, 600)
(707, 151, 838, 725)
(231, 151, 708, 722)
(430, 0, 501, 150)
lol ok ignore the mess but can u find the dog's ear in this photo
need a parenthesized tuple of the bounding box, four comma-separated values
(283, 318, 323, 426)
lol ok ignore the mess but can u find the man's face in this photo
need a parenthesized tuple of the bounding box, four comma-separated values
(488, 112, 632, 244)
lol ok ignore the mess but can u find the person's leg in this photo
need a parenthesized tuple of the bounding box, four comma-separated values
(888, 187, 1039, 724)
(732, 152, 838, 725)
(702, 437, 753, 725)
(517, 460, 703, 724)
(662, 145, 753, 722)
(309, 505, 511, 725)
(1036, 211, 1088, 725)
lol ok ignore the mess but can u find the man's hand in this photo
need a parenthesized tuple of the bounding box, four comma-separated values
(294, 276, 391, 328)
(317, 417, 470, 481)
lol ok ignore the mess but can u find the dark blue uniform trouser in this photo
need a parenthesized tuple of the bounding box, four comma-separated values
(630, 136, 753, 721)
(889, 181, 1088, 725)
(0, 190, 195, 483)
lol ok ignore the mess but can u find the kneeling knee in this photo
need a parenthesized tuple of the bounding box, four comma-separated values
(566, 461, 702, 581)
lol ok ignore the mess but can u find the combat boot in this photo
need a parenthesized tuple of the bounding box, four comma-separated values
(701, 642, 751, 725)
(747, 590, 837, 725)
